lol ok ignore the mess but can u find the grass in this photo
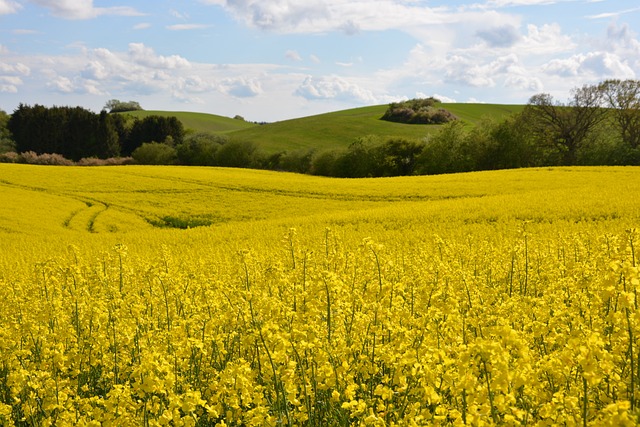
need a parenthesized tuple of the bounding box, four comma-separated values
(119, 110, 258, 134)
(227, 103, 525, 153)
(124, 103, 526, 154)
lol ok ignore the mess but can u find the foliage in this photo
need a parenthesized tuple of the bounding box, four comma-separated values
(215, 140, 259, 168)
(1, 165, 640, 425)
(599, 79, 640, 149)
(523, 85, 609, 165)
(381, 97, 457, 125)
(8, 104, 121, 161)
(122, 115, 185, 157)
(0, 109, 15, 154)
(121, 110, 258, 135)
(105, 99, 143, 113)
(132, 142, 178, 165)
(176, 133, 226, 166)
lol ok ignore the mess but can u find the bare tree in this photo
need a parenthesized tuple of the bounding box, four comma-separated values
(599, 79, 640, 149)
(524, 84, 608, 165)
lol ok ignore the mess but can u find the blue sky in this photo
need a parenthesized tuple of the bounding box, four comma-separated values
(1, 0, 639, 121)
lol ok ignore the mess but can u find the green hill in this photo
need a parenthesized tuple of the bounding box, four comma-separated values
(119, 110, 258, 134)
(227, 103, 525, 153)
(120, 103, 525, 154)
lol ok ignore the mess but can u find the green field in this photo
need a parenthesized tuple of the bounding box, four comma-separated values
(119, 110, 258, 134)
(124, 103, 525, 153)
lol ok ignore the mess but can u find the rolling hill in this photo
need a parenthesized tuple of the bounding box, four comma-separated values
(119, 110, 258, 134)
(123, 103, 525, 153)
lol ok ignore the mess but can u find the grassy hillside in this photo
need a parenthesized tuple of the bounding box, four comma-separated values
(228, 103, 525, 153)
(122, 103, 525, 153)
(119, 110, 258, 134)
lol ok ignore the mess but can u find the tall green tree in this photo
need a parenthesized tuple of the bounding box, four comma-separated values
(8, 104, 122, 160)
(0, 109, 15, 153)
(524, 85, 608, 165)
(599, 79, 640, 149)
(122, 116, 184, 156)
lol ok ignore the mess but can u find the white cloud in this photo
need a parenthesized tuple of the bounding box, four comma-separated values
(29, 0, 143, 20)
(133, 23, 151, 30)
(128, 43, 191, 69)
(476, 24, 521, 47)
(170, 9, 189, 20)
(285, 50, 302, 61)
(518, 23, 576, 54)
(0, 0, 20, 14)
(295, 75, 379, 104)
(0, 62, 31, 76)
(175, 75, 217, 94)
(504, 74, 543, 91)
(48, 76, 74, 93)
(586, 6, 640, 20)
(483, 0, 566, 6)
(223, 77, 263, 98)
(204, 0, 517, 38)
(542, 52, 635, 79)
(166, 24, 210, 31)
(0, 85, 18, 93)
(12, 29, 39, 35)
(426, 92, 457, 103)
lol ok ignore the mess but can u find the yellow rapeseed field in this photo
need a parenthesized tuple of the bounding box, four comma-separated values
(1, 163, 640, 426)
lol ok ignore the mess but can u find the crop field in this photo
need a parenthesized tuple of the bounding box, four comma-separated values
(1, 164, 640, 426)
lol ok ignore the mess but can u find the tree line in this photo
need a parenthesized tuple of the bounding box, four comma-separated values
(1, 79, 639, 175)
(5, 104, 184, 161)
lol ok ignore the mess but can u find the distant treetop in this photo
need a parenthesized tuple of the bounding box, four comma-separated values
(381, 97, 457, 125)
(104, 99, 143, 113)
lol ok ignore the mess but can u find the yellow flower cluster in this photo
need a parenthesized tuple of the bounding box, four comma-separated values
(2, 164, 640, 425)
(0, 227, 639, 425)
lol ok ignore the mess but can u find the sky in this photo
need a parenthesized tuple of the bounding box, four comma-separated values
(0, 0, 639, 122)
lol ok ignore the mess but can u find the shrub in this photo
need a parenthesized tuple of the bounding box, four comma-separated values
(176, 133, 225, 166)
(310, 150, 341, 177)
(131, 142, 178, 165)
(18, 151, 75, 166)
(381, 98, 457, 125)
(0, 151, 19, 163)
(215, 140, 258, 168)
(277, 149, 315, 173)
(77, 157, 135, 166)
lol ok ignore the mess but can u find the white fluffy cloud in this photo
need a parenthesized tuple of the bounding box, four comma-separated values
(223, 77, 263, 97)
(295, 75, 380, 104)
(542, 52, 635, 79)
(0, 0, 20, 14)
(204, 0, 517, 39)
(166, 24, 210, 31)
(127, 43, 191, 70)
(0, 52, 30, 93)
(29, 0, 143, 19)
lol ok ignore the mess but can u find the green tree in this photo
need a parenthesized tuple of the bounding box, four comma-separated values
(132, 142, 177, 165)
(379, 138, 425, 176)
(176, 133, 225, 166)
(122, 115, 184, 156)
(524, 84, 608, 165)
(0, 109, 15, 153)
(215, 140, 258, 168)
(599, 79, 640, 149)
(104, 99, 143, 113)
(414, 121, 469, 175)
